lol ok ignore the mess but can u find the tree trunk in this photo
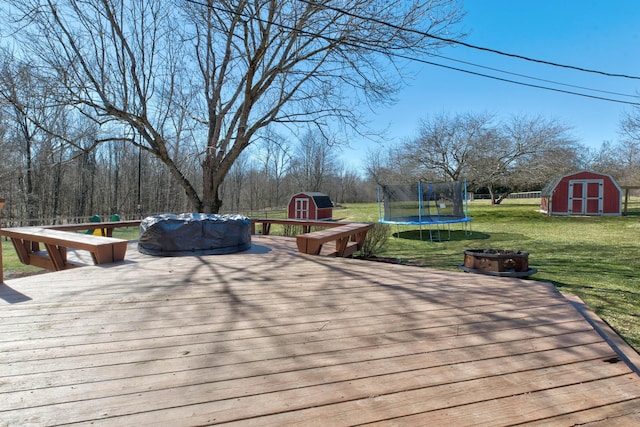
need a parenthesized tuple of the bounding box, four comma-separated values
(488, 185, 496, 205)
(494, 191, 512, 205)
(51, 154, 62, 224)
(202, 154, 224, 214)
(25, 136, 38, 225)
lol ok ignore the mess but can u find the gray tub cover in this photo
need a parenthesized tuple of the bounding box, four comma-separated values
(138, 213, 251, 256)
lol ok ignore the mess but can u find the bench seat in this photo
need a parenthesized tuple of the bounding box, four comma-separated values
(45, 220, 141, 237)
(250, 218, 343, 235)
(1, 227, 129, 272)
(295, 223, 374, 257)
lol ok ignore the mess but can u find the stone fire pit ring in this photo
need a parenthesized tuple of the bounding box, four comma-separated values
(459, 248, 537, 278)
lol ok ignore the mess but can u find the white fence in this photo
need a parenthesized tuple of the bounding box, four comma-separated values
(469, 191, 541, 200)
(508, 191, 541, 199)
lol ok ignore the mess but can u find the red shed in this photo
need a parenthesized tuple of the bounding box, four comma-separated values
(540, 171, 621, 216)
(287, 192, 333, 220)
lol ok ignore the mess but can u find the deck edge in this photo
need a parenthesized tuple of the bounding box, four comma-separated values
(565, 293, 640, 377)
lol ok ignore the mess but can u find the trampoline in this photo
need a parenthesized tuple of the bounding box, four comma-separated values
(378, 181, 471, 241)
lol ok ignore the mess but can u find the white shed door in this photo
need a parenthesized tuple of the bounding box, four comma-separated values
(568, 179, 603, 215)
(294, 198, 310, 219)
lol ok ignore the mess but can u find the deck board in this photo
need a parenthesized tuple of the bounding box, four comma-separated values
(1, 235, 640, 426)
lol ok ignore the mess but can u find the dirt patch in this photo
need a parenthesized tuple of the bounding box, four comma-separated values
(3, 270, 47, 279)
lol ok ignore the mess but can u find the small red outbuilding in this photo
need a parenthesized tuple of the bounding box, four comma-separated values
(287, 192, 333, 220)
(540, 171, 622, 216)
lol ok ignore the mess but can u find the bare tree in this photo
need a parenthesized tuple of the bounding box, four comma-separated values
(404, 111, 496, 182)
(2, 0, 464, 213)
(587, 141, 619, 176)
(225, 150, 250, 212)
(611, 110, 640, 184)
(0, 56, 73, 222)
(469, 115, 577, 203)
(377, 112, 578, 204)
(334, 164, 362, 204)
(291, 129, 338, 192)
(620, 107, 640, 145)
(364, 144, 416, 185)
(256, 131, 292, 208)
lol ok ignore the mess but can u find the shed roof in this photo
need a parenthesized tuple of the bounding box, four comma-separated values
(541, 170, 620, 197)
(541, 176, 562, 197)
(292, 192, 333, 209)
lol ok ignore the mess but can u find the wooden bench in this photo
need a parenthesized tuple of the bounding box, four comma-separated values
(296, 222, 374, 257)
(45, 220, 142, 237)
(0, 227, 129, 277)
(250, 218, 343, 235)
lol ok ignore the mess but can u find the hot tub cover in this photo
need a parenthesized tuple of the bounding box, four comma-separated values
(138, 213, 251, 256)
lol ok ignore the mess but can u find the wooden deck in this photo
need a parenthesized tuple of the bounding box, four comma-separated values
(2, 235, 640, 426)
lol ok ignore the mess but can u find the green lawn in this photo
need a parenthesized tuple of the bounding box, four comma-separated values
(338, 199, 640, 351)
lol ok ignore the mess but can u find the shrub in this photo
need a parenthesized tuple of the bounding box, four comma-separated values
(282, 224, 302, 236)
(359, 223, 390, 258)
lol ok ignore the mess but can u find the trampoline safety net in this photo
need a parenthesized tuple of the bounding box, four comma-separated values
(378, 181, 470, 225)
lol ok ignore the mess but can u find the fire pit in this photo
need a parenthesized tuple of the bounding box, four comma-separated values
(459, 249, 537, 277)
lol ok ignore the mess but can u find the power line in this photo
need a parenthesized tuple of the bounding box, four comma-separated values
(300, 0, 640, 81)
(404, 54, 640, 106)
(429, 53, 640, 99)
(184, 0, 640, 106)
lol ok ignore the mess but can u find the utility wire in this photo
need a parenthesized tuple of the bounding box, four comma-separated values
(406, 54, 640, 106)
(300, 0, 640, 81)
(184, 0, 640, 106)
(429, 53, 640, 99)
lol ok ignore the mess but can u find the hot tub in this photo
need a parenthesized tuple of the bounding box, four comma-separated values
(138, 213, 251, 256)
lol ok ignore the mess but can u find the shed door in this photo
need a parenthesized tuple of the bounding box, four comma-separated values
(294, 198, 310, 219)
(568, 179, 603, 215)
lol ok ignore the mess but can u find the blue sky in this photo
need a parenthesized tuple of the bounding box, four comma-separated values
(341, 0, 640, 170)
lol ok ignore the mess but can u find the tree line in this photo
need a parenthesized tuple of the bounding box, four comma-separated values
(3, 95, 639, 225)
(365, 111, 640, 204)
(0, 105, 375, 223)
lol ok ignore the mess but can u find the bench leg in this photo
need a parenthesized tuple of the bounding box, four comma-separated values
(341, 243, 359, 258)
(307, 241, 323, 255)
(91, 246, 114, 264)
(11, 238, 33, 266)
(296, 236, 323, 255)
(10, 238, 62, 271)
(44, 243, 69, 271)
(353, 231, 368, 250)
(91, 242, 128, 264)
(335, 237, 349, 257)
(255, 223, 272, 235)
(112, 242, 128, 262)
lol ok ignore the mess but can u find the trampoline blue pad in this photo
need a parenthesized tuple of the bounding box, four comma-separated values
(380, 216, 471, 225)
